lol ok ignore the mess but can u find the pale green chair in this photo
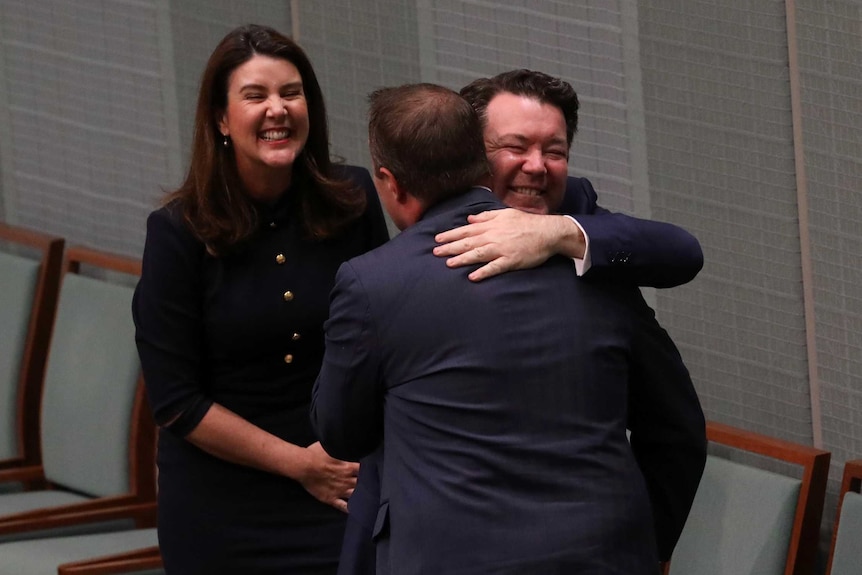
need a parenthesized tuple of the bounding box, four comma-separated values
(826, 460, 862, 575)
(666, 421, 830, 575)
(0, 246, 156, 549)
(0, 224, 64, 477)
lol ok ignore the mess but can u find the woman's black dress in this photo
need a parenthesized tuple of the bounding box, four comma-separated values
(132, 167, 389, 574)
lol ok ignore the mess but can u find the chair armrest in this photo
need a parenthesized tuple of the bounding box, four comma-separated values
(706, 421, 828, 465)
(58, 545, 162, 575)
(839, 460, 862, 497)
(0, 464, 45, 484)
(0, 498, 156, 536)
(0, 456, 26, 471)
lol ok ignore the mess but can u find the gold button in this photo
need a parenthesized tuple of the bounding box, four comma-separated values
(283, 290, 294, 302)
(276, 254, 286, 264)
(291, 332, 301, 341)
(284, 354, 294, 364)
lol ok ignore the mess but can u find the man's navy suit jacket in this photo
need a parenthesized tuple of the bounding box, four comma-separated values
(312, 185, 706, 574)
(556, 177, 703, 287)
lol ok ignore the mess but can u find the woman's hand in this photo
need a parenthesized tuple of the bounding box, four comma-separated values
(298, 441, 359, 513)
(185, 405, 359, 513)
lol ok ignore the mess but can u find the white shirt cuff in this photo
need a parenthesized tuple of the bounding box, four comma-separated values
(563, 215, 591, 276)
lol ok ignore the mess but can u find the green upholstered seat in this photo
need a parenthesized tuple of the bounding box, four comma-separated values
(0, 482, 23, 494)
(829, 491, 862, 575)
(0, 528, 158, 575)
(669, 454, 801, 575)
(0, 254, 147, 545)
(0, 252, 41, 461)
(38, 274, 140, 498)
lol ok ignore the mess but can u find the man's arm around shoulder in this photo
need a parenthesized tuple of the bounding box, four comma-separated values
(434, 176, 703, 287)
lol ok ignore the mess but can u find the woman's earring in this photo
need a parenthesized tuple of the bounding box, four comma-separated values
(223, 134, 230, 148)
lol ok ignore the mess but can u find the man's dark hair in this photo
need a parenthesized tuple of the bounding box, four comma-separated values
(460, 69, 579, 148)
(368, 83, 489, 205)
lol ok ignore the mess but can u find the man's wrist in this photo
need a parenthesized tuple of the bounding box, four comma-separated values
(559, 215, 592, 276)
(556, 215, 587, 259)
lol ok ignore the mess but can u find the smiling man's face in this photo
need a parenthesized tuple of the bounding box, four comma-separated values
(482, 92, 569, 214)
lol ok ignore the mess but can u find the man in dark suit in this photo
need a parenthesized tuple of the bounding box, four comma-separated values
(333, 70, 707, 575)
(312, 83, 705, 574)
(434, 69, 703, 288)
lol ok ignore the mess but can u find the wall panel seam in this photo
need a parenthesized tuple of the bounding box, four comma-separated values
(785, 0, 822, 448)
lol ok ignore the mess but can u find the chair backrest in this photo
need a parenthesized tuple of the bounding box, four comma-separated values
(826, 460, 862, 575)
(38, 247, 150, 499)
(0, 224, 63, 464)
(668, 421, 830, 575)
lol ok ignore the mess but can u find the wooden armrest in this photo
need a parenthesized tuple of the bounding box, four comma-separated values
(0, 465, 45, 484)
(2, 494, 140, 521)
(0, 499, 156, 535)
(839, 460, 862, 497)
(706, 421, 828, 465)
(64, 246, 143, 277)
(58, 546, 162, 575)
(0, 456, 26, 471)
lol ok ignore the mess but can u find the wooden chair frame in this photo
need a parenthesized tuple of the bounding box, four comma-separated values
(0, 246, 156, 536)
(825, 459, 862, 575)
(694, 421, 830, 575)
(57, 545, 163, 575)
(0, 223, 64, 471)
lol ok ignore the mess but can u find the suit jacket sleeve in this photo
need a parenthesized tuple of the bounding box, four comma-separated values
(560, 177, 704, 288)
(311, 261, 384, 462)
(623, 288, 707, 561)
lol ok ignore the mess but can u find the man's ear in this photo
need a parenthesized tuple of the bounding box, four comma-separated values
(376, 167, 410, 205)
(373, 166, 424, 230)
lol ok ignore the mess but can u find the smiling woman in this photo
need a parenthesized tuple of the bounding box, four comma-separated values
(217, 55, 310, 203)
(131, 24, 389, 574)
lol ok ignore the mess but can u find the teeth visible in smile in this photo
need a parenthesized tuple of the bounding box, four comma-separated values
(511, 187, 542, 196)
(260, 130, 289, 141)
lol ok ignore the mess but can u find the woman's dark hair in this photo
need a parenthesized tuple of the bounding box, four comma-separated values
(166, 24, 365, 255)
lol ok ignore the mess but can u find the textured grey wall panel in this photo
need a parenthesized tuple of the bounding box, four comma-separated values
(0, 0, 171, 256)
(797, 0, 862, 530)
(299, 0, 422, 171)
(639, 0, 814, 444)
(414, 0, 639, 211)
